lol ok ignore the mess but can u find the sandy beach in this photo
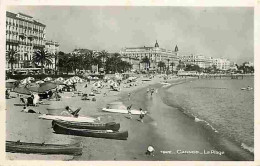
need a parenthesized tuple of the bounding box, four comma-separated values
(5, 75, 253, 161)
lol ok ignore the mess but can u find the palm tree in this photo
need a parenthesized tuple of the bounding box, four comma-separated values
(170, 62, 175, 74)
(32, 49, 52, 74)
(158, 61, 166, 73)
(6, 49, 19, 74)
(52, 51, 64, 75)
(98, 50, 109, 69)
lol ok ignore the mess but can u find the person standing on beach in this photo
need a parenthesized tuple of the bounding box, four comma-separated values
(150, 88, 154, 96)
(127, 104, 132, 119)
(147, 88, 150, 93)
(128, 93, 131, 100)
(139, 108, 145, 123)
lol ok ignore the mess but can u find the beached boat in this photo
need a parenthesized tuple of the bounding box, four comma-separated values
(102, 108, 147, 115)
(6, 141, 82, 155)
(39, 114, 97, 123)
(52, 120, 120, 131)
(102, 102, 147, 115)
(52, 122, 128, 140)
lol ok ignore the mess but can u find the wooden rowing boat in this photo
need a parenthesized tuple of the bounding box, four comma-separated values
(52, 120, 120, 131)
(52, 122, 128, 140)
(6, 141, 82, 155)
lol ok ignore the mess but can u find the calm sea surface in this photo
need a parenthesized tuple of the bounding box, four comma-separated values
(164, 77, 254, 152)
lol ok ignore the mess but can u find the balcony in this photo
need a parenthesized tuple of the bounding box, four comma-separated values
(19, 32, 25, 37)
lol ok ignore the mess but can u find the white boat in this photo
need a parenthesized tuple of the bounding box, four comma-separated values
(102, 102, 147, 115)
(39, 114, 97, 123)
(102, 108, 147, 115)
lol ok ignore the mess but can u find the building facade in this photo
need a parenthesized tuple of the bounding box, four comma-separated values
(6, 11, 46, 69)
(180, 54, 213, 69)
(120, 41, 179, 71)
(212, 58, 230, 70)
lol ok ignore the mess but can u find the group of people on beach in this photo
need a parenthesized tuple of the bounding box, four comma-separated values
(127, 104, 145, 123)
(147, 87, 155, 96)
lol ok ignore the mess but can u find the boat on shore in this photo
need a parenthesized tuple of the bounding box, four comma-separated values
(102, 108, 147, 115)
(39, 114, 97, 123)
(52, 120, 120, 131)
(102, 102, 147, 115)
(6, 141, 82, 155)
(52, 122, 128, 140)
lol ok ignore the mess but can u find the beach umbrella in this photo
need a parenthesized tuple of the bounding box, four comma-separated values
(44, 77, 53, 81)
(13, 87, 31, 95)
(26, 77, 35, 82)
(6, 82, 16, 89)
(55, 77, 64, 82)
(6, 79, 17, 83)
(27, 82, 57, 93)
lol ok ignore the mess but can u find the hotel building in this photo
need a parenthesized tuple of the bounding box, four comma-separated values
(120, 41, 179, 71)
(6, 11, 46, 70)
(180, 54, 213, 69)
(212, 58, 230, 70)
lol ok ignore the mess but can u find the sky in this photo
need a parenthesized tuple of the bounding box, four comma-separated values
(7, 6, 254, 64)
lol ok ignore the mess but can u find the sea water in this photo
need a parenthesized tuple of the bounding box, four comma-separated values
(164, 77, 254, 153)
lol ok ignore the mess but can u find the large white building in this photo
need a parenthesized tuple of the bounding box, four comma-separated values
(6, 11, 46, 69)
(213, 58, 230, 70)
(120, 41, 179, 71)
(180, 54, 213, 69)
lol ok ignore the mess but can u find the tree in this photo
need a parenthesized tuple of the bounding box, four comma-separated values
(58, 53, 72, 74)
(98, 50, 109, 69)
(32, 49, 52, 74)
(184, 64, 201, 72)
(176, 60, 185, 71)
(141, 56, 150, 71)
(6, 49, 19, 74)
(158, 61, 166, 73)
(52, 51, 64, 75)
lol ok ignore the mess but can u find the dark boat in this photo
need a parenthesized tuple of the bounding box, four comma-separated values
(52, 120, 120, 131)
(6, 141, 82, 155)
(53, 122, 128, 140)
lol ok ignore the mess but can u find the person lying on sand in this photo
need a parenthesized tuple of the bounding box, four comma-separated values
(60, 106, 81, 117)
(21, 106, 41, 114)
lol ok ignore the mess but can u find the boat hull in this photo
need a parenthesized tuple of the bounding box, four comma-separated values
(53, 122, 128, 140)
(39, 114, 96, 123)
(52, 120, 120, 131)
(6, 141, 82, 155)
